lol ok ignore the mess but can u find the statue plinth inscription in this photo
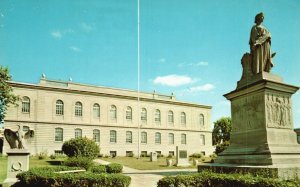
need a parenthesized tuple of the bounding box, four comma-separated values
(175, 146, 190, 167)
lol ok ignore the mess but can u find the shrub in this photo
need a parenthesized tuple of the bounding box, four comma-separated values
(15, 167, 131, 187)
(49, 154, 56, 160)
(189, 153, 204, 159)
(63, 156, 94, 170)
(157, 170, 300, 187)
(91, 164, 106, 174)
(36, 150, 48, 160)
(106, 163, 123, 173)
(62, 137, 100, 159)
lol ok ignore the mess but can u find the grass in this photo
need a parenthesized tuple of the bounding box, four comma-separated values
(101, 156, 209, 170)
(0, 155, 66, 184)
(0, 156, 7, 184)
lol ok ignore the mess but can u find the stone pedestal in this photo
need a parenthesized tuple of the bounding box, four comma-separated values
(3, 149, 30, 185)
(175, 146, 190, 167)
(150, 152, 157, 162)
(205, 72, 300, 179)
(216, 73, 300, 166)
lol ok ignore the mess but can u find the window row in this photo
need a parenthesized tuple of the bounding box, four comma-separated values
(54, 128, 205, 145)
(21, 97, 205, 126)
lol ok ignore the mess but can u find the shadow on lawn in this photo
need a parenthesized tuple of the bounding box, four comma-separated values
(46, 160, 63, 165)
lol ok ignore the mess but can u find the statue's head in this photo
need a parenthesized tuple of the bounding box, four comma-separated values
(255, 12, 264, 24)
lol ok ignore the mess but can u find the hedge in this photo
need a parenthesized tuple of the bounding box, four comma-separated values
(15, 167, 131, 187)
(157, 170, 300, 187)
(106, 163, 123, 174)
(63, 156, 94, 170)
(91, 165, 107, 174)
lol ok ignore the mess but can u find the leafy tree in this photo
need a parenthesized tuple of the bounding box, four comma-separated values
(212, 117, 232, 154)
(62, 137, 100, 159)
(0, 65, 19, 123)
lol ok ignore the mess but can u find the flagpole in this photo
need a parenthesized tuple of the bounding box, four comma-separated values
(137, 0, 141, 159)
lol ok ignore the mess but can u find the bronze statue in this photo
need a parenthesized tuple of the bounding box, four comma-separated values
(4, 125, 34, 149)
(249, 12, 276, 74)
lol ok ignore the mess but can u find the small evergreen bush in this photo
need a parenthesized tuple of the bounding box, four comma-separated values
(106, 163, 123, 173)
(63, 156, 94, 170)
(62, 137, 100, 159)
(157, 170, 300, 187)
(90, 164, 107, 174)
(15, 167, 131, 187)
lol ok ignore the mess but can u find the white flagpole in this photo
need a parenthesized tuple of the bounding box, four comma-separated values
(137, 0, 141, 159)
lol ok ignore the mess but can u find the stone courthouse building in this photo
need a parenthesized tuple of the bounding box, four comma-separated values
(3, 77, 214, 157)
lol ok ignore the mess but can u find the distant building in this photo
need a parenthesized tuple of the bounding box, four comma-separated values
(3, 77, 214, 157)
(295, 128, 300, 144)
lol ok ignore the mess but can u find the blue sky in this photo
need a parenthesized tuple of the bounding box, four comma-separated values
(1, 0, 300, 128)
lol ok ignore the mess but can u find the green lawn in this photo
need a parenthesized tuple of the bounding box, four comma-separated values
(0, 156, 7, 184)
(0, 156, 66, 184)
(101, 156, 202, 170)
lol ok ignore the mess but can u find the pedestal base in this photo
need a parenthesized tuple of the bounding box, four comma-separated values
(198, 163, 300, 180)
(220, 74, 300, 166)
(4, 149, 30, 185)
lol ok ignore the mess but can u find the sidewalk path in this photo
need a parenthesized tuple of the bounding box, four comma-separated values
(94, 159, 197, 187)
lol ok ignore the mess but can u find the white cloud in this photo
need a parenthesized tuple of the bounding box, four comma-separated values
(195, 61, 209, 66)
(188, 83, 215, 92)
(178, 61, 209, 68)
(153, 75, 194, 87)
(51, 31, 62, 39)
(159, 58, 166, 63)
(70, 46, 81, 52)
(80, 22, 94, 32)
(50, 29, 73, 39)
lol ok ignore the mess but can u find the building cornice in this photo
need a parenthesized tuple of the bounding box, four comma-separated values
(8, 80, 212, 109)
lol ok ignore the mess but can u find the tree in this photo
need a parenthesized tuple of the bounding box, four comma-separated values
(62, 137, 100, 159)
(212, 117, 232, 154)
(0, 66, 19, 123)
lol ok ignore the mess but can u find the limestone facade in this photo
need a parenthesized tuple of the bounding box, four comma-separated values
(3, 78, 214, 157)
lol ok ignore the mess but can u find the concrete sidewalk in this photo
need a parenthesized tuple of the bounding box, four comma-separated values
(94, 159, 197, 187)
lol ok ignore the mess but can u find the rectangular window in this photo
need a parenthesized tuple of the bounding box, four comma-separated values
(126, 131, 132, 143)
(75, 103, 82, 117)
(141, 109, 147, 121)
(155, 133, 161, 144)
(126, 151, 133, 157)
(156, 151, 161, 157)
(56, 101, 64, 115)
(93, 104, 100, 118)
(168, 133, 174, 144)
(126, 107, 132, 120)
(141, 151, 147, 157)
(22, 102, 30, 113)
(54, 150, 63, 155)
(141, 132, 147, 144)
(55, 128, 63, 142)
(93, 130, 100, 142)
(110, 130, 117, 143)
(75, 129, 82, 138)
(110, 151, 117, 157)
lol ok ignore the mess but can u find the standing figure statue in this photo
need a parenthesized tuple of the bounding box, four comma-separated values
(249, 12, 276, 74)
